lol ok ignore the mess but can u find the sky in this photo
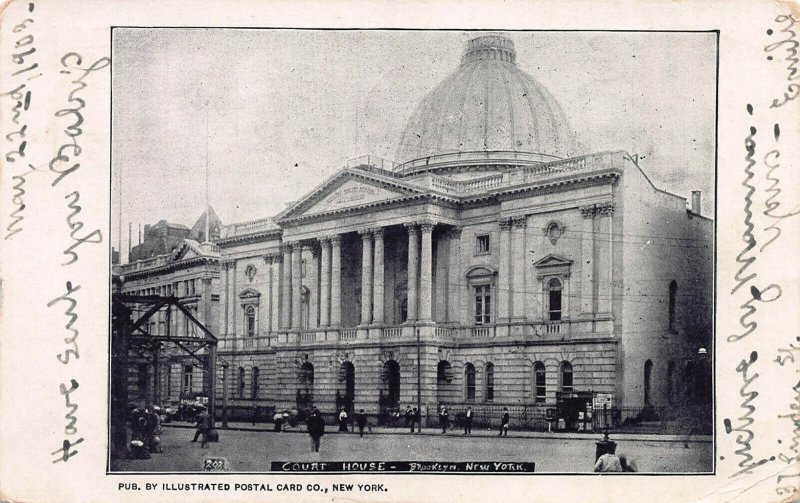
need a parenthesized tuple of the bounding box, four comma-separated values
(111, 29, 717, 256)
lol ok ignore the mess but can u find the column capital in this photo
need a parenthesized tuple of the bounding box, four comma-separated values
(498, 217, 513, 230)
(329, 234, 342, 246)
(372, 227, 385, 239)
(580, 205, 596, 219)
(512, 215, 528, 228)
(281, 242, 295, 253)
(419, 220, 436, 233)
(358, 228, 372, 238)
(318, 236, 331, 246)
(596, 202, 615, 216)
(404, 221, 419, 232)
(263, 252, 282, 264)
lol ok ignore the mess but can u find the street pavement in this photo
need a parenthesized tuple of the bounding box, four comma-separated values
(113, 422, 713, 473)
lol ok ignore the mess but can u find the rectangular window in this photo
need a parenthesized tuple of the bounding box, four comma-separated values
(301, 259, 307, 278)
(475, 234, 490, 254)
(485, 364, 495, 401)
(474, 285, 492, 324)
(183, 365, 193, 393)
(535, 367, 546, 402)
(548, 289, 562, 321)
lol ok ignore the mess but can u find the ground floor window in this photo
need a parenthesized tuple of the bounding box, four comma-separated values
(465, 363, 476, 400)
(534, 362, 546, 402)
(559, 361, 573, 393)
(485, 362, 495, 401)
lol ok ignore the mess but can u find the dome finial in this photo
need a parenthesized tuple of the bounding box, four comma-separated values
(462, 34, 516, 65)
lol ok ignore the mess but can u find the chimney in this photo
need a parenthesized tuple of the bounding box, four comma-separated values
(691, 190, 701, 215)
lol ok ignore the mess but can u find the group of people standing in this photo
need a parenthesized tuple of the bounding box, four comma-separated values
(439, 405, 510, 436)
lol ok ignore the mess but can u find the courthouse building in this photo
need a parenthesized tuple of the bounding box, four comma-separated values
(116, 34, 713, 428)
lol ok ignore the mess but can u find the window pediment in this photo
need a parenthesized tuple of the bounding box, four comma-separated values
(466, 265, 497, 280)
(533, 254, 573, 278)
(239, 287, 261, 301)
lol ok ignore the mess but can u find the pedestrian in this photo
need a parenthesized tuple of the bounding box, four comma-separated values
(499, 407, 509, 436)
(356, 409, 368, 438)
(464, 406, 473, 435)
(191, 407, 212, 448)
(619, 453, 638, 472)
(439, 406, 449, 433)
(338, 408, 349, 432)
(306, 408, 325, 453)
(404, 406, 413, 429)
(410, 407, 418, 433)
(594, 452, 623, 472)
(273, 411, 283, 432)
(252, 404, 259, 426)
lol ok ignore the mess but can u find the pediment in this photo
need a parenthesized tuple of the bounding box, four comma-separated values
(238, 287, 261, 299)
(277, 169, 424, 221)
(532, 254, 573, 269)
(171, 240, 201, 261)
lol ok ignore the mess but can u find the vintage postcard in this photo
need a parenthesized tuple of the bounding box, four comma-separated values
(0, 1, 798, 502)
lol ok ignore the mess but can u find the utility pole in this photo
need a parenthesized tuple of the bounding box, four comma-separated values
(416, 326, 422, 425)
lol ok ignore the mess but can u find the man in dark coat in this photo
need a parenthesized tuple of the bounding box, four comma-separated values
(499, 407, 510, 436)
(410, 407, 418, 433)
(464, 406, 473, 435)
(306, 408, 325, 452)
(439, 406, 449, 434)
(356, 409, 368, 438)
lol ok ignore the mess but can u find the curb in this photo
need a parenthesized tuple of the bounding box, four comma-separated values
(162, 423, 712, 444)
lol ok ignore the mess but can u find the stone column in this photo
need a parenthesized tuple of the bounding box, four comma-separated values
(176, 281, 185, 336)
(419, 221, 435, 322)
(263, 255, 274, 333)
(229, 262, 237, 336)
(319, 237, 331, 327)
(580, 206, 595, 315)
(291, 244, 303, 329)
(200, 277, 211, 326)
(497, 218, 512, 321)
(281, 244, 293, 328)
(329, 235, 342, 327)
(307, 245, 319, 328)
(222, 263, 230, 336)
(511, 215, 528, 320)
(270, 254, 281, 334)
(447, 227, 463, 324)
(596, 203, 614, 315)
(372, 228, 385, 324)
(405, 223, 419, 321)
(359, 229, 373, 325)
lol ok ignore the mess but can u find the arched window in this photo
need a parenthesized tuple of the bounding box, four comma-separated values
(534, 362, 546, 402)
(559, 361, 573, 393)
(245, 305, 256, 337)
(237, 366, 246, 399)
(251, 367, 260, 399)
(644, 360, 653, 405)
(465, 363, 476, 400)
(437, 361, 453, 383)
(299, 362, 314, 388)
(667, 361, 676, 405)
(548, 278, 563, 321)
(485, 363, 495, 401)
(668, 281, 677, 332)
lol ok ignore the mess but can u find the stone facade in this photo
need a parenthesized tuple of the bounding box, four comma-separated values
(114, 34, 713, 429)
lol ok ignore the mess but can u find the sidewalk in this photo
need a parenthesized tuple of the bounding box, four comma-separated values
(164, 420, 712, 443)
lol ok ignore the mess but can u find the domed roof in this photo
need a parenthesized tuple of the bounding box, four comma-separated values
(395, 35, 581, 166)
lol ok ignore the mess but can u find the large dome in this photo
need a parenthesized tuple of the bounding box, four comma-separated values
(395, 34, 581, 166)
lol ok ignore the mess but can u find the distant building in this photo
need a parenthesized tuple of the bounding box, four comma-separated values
(116, 34, 713, 429)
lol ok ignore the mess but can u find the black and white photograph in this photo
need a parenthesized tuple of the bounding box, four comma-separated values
(108, 28, 717, 474)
